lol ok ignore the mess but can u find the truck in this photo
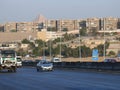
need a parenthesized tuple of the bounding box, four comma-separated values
(0, 50, 17, 72)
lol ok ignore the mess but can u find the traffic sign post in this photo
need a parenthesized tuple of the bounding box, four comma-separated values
(92, 49, 99, 61)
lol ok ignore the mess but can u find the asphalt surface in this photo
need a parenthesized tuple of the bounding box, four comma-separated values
(0, 67, 120, 90)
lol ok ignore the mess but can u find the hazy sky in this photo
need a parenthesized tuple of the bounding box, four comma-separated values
(0, 0, 120, 23)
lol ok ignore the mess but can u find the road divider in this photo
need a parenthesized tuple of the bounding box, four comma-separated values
(22, 61, 120, 71)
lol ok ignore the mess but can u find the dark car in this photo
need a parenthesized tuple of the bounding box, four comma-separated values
(104, 58, 117, 63)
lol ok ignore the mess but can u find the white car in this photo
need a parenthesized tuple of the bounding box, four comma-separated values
(51, 57, 61, 62)
(36, 60, 53, 72)
(17, 57, 22, 68)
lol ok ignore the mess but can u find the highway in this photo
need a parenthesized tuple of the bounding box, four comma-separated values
(0, 67, 120, 90)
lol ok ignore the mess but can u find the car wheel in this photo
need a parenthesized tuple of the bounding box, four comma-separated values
(37, 68, 39, 72)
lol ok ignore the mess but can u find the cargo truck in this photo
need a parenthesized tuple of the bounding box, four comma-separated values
(0, 50, 17, 72)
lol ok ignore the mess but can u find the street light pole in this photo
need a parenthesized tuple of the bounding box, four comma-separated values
(60, 19, 62, 61)
(50, 32, 52, 61)
(103, 18, 106, 60)
(79, 30, 81, 61)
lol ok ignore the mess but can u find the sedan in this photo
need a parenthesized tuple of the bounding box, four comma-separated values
(36, 60, 53, 72)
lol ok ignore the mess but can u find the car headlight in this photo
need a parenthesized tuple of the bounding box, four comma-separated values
(41, 65, 44, 68)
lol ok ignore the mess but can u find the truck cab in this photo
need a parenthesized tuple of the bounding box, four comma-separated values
(0, 50, 17, 72)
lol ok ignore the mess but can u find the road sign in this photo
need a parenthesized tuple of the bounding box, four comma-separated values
(92, 49, 99, 61)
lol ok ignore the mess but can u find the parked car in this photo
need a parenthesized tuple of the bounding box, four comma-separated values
(36, 60, 53, 72)
(104, 58, 117, 63)
(51, 57, 61, 62)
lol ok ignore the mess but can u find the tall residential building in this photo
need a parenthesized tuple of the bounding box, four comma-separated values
(57, 19, 79, 31)
(45, 20, 57, 31)
(17, 22, 38, 32)
(86, 18, 100, 33)
(101, 17, 118, 30)
(78, 19, 86, 29)
(117, 18, 120, 29)
(37, 29, 61, 41)
(0, 24, 4, 32)
(4, 22, 17, 32)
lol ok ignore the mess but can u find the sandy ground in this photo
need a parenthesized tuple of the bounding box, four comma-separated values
(24, 56, 120, 62)
(60, 57, 104, 62)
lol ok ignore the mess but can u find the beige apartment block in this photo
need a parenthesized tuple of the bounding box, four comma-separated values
(0, 24, 4, 32)
(45, 20, 57, 28)
(4, 22, 17, 32)
(117, 18, 120, 29)
(37, 29, 61, 41)
(102, 17, 118, 30)
(20, 44, 29, 50)
(78, 19, 86, 29)
(57, 19, 79, 31)
(0, 42, 18, 50)
(86, 18, 100, 33)
(17, 22, 38, 32)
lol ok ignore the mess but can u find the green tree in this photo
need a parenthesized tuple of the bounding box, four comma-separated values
(47, 27, 57, 32)
(17, 48, 27, 57)
(80, 28, 87, 36)
(10, 29, 17, 32)
(62, 28, 68, 32)
(21, 39, 30, 44)
(108, 51, 116, 56)
(72, 48, 79, 57)
(81, 45, 92, 57)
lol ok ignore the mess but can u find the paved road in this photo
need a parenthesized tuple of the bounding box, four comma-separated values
(0, 67, 120, 90)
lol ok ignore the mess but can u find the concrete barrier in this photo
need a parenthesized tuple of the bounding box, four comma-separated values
(22, 61, 120, 71)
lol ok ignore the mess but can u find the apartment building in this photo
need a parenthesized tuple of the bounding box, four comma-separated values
(4, 22, 17, 32)
(37, 29, 61, 41)
(117, 18, 120, 29)
(86, 18, 100, 33)
(17, 22, 38, 32)
(101, 17, 118, 30)
(0, 24, 4, 32)
(78, 19, 86, 29)
(45, 20, 57, 31)
(57, 19, 79, 31)
(0, 42, 18, 50)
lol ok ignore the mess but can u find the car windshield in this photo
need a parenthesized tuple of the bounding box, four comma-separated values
(17, 58, 22, 62)
(39, 60, 51, 64)
(55, 59, 60, 61)
(1, 50, 15, 58)
(42, 61, 51, 64)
